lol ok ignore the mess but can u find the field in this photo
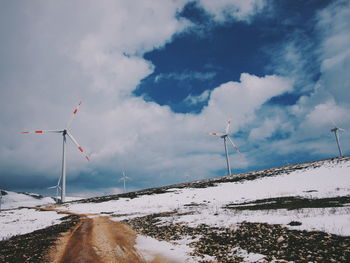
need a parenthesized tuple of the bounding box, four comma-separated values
(1, 156, 350, 262)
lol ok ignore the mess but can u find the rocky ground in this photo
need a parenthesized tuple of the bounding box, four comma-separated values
(2, 209, 349, 263)
(123, 212, 350, 263)
(0, 215, 80, 263)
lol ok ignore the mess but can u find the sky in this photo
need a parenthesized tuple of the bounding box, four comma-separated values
(1, 0, 350, 197)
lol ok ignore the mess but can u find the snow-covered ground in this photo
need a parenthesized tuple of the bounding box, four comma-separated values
(1, 157, 350, 262)
(0, 208, 67, 240)
(0, 190, 83, 210)
(61, 157, 350, 235)
(0, 191, 55, 210)
(135, 235, 215, 263)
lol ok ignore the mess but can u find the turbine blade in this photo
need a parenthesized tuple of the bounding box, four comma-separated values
(225, 120, 231, 134)
(21, 130, 62, 134)
(66, 101, 82, 129)
(67, 132, 90, 161)
(57, 174, 62, 187)
(48, 186, 57, 189)
(209, 132, 224, 136)
(227, 136, 243, 156)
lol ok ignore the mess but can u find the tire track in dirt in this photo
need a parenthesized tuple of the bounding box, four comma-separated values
(36, 207, 173, 263)
(57, 217, 101, 263)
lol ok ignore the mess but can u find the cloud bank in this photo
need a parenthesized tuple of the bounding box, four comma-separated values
(0, 0, 349, 195)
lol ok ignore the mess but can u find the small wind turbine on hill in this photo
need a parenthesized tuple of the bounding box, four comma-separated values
(119, 170, 131, 193)
(48, 175, 62, 202)
(209, 120, 242, 175)
(22, 101, 90, 203)
(330, 122, 345, 157)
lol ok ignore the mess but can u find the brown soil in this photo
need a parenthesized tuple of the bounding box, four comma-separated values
(44, 210, 174, 263)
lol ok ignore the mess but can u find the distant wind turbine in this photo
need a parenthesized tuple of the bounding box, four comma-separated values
(209, 120, 242, 175)
(331, 122, 345, 157)
(21, 101, 90, 203)
(119, 170, 131, 193)
(48, 175, 62, 202)
(0, 189, 2, 211)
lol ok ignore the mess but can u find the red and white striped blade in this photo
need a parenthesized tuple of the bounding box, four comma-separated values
(225, 120, 231, 135)
(209, 132, 224, 136)
(66, 101, 82, 129)
(67, 132, 90, 161)
(21, 130, 62, 134)
(227, 136, 243, 157)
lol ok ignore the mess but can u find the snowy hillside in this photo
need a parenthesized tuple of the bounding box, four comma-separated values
(1, 156, 350, 262)
(0, 190, 55, 210)
(0, 190, 84, 210)
(63, 156, 350, 234)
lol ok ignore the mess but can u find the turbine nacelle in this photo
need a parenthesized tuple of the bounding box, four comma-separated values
(331, 127, 345, 133)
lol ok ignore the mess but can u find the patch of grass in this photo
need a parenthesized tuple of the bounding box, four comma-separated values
(225, 196, 350, 211)
(75, 188, 171, 204)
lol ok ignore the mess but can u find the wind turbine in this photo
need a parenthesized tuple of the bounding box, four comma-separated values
(48, 175, 62, 203)
(21, 101, 90, 203)
(330, 122, 345, 157)
(119, 170, 131, 193)
(209, 120, 242, 175)
(0, 189, 2, 211)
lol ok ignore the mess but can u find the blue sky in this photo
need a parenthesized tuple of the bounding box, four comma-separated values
(136, 0, 327, 113)
(0, 0, 349, 197)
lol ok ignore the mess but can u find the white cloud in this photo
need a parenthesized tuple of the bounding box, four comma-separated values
(249, 118, 281, 141)
(305, 100, 350, 129)
(5, 0, 347, 195)
(155, 71, 216, 83)
(288, 1, 350, 140)
(254, 0, 350, 160)
(317, 0, 350, 105)
(201, 73, 293, 130)
(197, 0, 266, 22)
(184, 90, 211, 105)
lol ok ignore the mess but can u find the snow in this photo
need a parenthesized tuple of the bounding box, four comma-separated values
(231, 247, 266, 262)
(169, 207, 350, 236)
(0, 190, 83, 210)
(0, 208, 66, 240)
(1, 158, 350, 262)
(1, 191, 55, 210)
(135, 235, 208, 263)
(62, 158, 350, 236)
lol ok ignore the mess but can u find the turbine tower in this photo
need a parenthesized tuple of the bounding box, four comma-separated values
(119, 170, 131, 193)
(331, 125, 345, 157)
(22, 101, 90, 203)
(209, 120, 242, 175)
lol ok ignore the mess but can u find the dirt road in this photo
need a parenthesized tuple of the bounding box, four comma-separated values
(49, 216, 146, 263)
(39, 207, 173, 263)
